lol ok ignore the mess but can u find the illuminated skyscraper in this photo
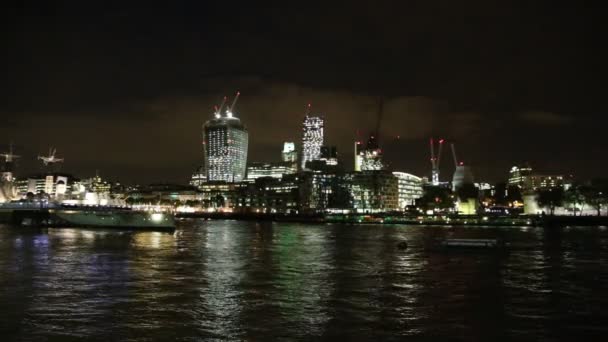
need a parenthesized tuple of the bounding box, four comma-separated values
(203, 93, 249, 182)
(301, 115, 324, 170)
(282, 142, 297, 163)
(354, 134, 385, 171)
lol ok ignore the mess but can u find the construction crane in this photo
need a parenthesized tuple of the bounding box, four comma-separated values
(226, 91, 240, 117)
(38, 147, 64, 166)
(430, 138, 444, 185)
(214, 96, 228, 118)
(374, 97, 384, 142)
(0, 143, 19, 163)
(451, 143, 463, 167)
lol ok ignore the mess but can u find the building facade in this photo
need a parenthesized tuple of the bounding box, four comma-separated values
(392, 172, 423, 208)
(282, 142, 297, 163)
(346, 171, 399, 212)
(203, 114, 249, 182)
(508, 165, 533, 188)
(246, 162, 297, 181)
(301, 115, 324, 170)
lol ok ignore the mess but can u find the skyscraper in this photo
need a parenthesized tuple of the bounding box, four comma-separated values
(354, 134, 384, 172)
(203, 94, 249, 182)
(282, 142, 297, 163)
(301, 115, 324, 170)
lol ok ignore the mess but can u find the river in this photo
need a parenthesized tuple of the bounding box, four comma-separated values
(1, 220, 607, 341)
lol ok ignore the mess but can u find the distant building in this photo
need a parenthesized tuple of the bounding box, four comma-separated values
(248, 175, 300, 214)
(527, 174, 569, 190)
(452, 165, 474, 191)
(246, 162, 297, 181)
(203, 108, 248, 182)
(21, 173, 76, 199)
(301, 115, 324, 170)
(359, 135, 384, 171)
(354, 141, 364, 172)
(508, 164, 570, 191)
(346, 171, 399, 212)
(90, 174, 111, 194)
(282, 142, 297, 163)
(190, 165, 207, 189)
(392, 172, 423, 208)
(508, 165, 533, 188)
(127, 184, 201, 205)
(320, 145, 338, 166)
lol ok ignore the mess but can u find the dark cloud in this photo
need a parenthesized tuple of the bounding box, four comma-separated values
(0, 1, 605, 183)
(519, 111, 573, 126)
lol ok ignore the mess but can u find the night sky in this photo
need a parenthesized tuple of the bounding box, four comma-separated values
(1, 1, 605, 184)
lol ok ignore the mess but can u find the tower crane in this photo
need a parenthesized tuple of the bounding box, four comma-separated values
(38, 147, 64, 166)
(214, 96, 228, 118)
(226, 91, 240, 117)
(429, 138, 444, 185)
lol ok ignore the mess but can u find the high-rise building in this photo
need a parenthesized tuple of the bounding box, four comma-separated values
(301, 115, 324, 170)
(354, 141, 363, 171)
(359, 134, 384, 171)
(282, 142, 297, 163)
(203, 99, 249, 182)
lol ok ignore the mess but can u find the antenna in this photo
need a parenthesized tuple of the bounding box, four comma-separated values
(304, 103, 312, 116)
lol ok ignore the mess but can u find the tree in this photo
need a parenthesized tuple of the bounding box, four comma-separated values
(536, 187, 564, 215)
(565, 185, 585, 216)
(582, 180, 608, 216)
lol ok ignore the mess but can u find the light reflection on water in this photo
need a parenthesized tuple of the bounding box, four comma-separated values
(0, 222, 607, 340)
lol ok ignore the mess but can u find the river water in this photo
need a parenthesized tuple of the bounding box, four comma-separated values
(1, 220, 607, 341)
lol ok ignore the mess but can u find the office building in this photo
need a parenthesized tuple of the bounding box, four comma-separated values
(301, 115, 324, 170)
(320, 145, 338, 166)
(246, 162, 297, 181)
(392, 172, 423, 208)
(282, 142, 297, 163)
(203, 105, 249, 182)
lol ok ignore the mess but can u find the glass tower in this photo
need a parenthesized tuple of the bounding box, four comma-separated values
(203, 113, 249, 182)
(301, 115, 324, 170)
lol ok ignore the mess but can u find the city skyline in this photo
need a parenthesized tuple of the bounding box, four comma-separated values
(0, 2, 603, 183)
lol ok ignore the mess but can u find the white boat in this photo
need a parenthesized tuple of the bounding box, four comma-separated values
(51, 207, 175, 231)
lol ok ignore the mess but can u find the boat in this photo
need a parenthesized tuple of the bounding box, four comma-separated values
(51, 207, 175, 231)
(440, 239, 503, 248)
(0, 203, 175, 231)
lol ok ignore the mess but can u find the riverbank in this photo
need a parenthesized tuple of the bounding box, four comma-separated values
(176, 212, 608, 227)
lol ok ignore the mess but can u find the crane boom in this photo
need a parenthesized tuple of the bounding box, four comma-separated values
(450, 143, 458, 168)
(217, 96, 228, 115)
(228, 91, 240, 113)
(437, 139, 444, 167)
(375, 98, 383, 142)
(430, 138, 435, 167)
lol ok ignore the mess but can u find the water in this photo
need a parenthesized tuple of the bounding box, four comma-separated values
(1, 221, 607, 341)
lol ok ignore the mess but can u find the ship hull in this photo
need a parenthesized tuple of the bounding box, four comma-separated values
(51, 209, 176, 231)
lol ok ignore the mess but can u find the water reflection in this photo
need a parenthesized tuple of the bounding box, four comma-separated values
(1, 222, 608, 340)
